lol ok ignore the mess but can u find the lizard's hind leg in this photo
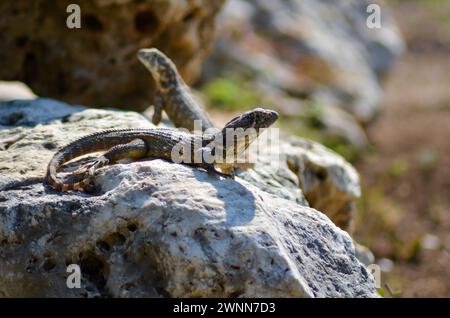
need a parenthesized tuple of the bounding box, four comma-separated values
(86, 138, 148, 176)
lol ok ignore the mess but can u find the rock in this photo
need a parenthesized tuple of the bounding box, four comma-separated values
(199, 0, 405, 145)
(0, 98, 377, 297)
(283, 136, 361, 233)
(0, 0, 225, 111)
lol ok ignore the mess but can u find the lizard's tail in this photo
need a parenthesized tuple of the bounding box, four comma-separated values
(45, 133, 111, 192)
(45, 128, 146, 192)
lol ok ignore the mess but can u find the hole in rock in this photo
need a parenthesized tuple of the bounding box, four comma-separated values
(134, 10, 159, 34)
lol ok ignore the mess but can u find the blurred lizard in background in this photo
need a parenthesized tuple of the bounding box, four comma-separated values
(138, 48, 215, 132)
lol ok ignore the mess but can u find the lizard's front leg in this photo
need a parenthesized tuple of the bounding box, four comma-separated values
(196, 147, 234, 179)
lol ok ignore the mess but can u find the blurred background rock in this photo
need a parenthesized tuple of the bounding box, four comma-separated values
(199, 0, 404, 155)
(0, 0, 449, 297)
(200, 0, 450, 297)
(0, 0, 225, 111)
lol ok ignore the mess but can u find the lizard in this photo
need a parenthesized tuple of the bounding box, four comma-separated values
(137, 48, 215, 132)
(138, 48, 273, 175)
(46, 108, 278, 192)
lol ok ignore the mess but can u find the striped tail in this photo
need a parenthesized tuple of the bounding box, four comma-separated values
(45, 131, 115, 192)
(45, 128, 154, 192)
(46, 153, 92, 192)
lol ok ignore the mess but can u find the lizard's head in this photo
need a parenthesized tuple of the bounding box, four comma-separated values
(218, 108, 279, 160)
(138, 48, 178, 89)
(223, 108, 279, 131)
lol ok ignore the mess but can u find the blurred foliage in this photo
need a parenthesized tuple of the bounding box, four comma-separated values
(376, 288, 386, 297)
(388, 159, 410, 178)
(357, 181, 418, 256)
(277, 100, 365, 163)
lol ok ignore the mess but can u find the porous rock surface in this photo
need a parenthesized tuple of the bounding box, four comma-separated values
(0, 0, 225, 111)
(0, 98, 377, 297)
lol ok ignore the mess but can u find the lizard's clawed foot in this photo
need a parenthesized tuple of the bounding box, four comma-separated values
(71, 157, 101, 176)
(71, 165, 90, 176)
(75, 157, 109, 177)
(83, 182, 100, 193)
(205, 165, 235, 180)
(85, 156, 110, 176)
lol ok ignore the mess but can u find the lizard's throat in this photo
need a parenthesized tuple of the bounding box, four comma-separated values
(217, 133, 259, 162)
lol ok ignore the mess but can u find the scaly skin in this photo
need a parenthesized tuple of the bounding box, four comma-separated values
(138, 48, 215, 132)
(138, 48, 277, 175)
(46, 108, 278, 192)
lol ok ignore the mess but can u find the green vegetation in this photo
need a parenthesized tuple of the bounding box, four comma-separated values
(201, 77, 262, 111)
(376, 288, 386, 297)
(388, 159, 410, 178)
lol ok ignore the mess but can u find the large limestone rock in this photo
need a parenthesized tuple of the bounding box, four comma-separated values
(0, 0, 225, 111)
(236, 133, 360, 234)
(0, 98, 377, 297)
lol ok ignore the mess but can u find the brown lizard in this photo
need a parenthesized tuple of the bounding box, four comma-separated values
(138, 48, 272, 175)
(46, 108, 278, 192)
